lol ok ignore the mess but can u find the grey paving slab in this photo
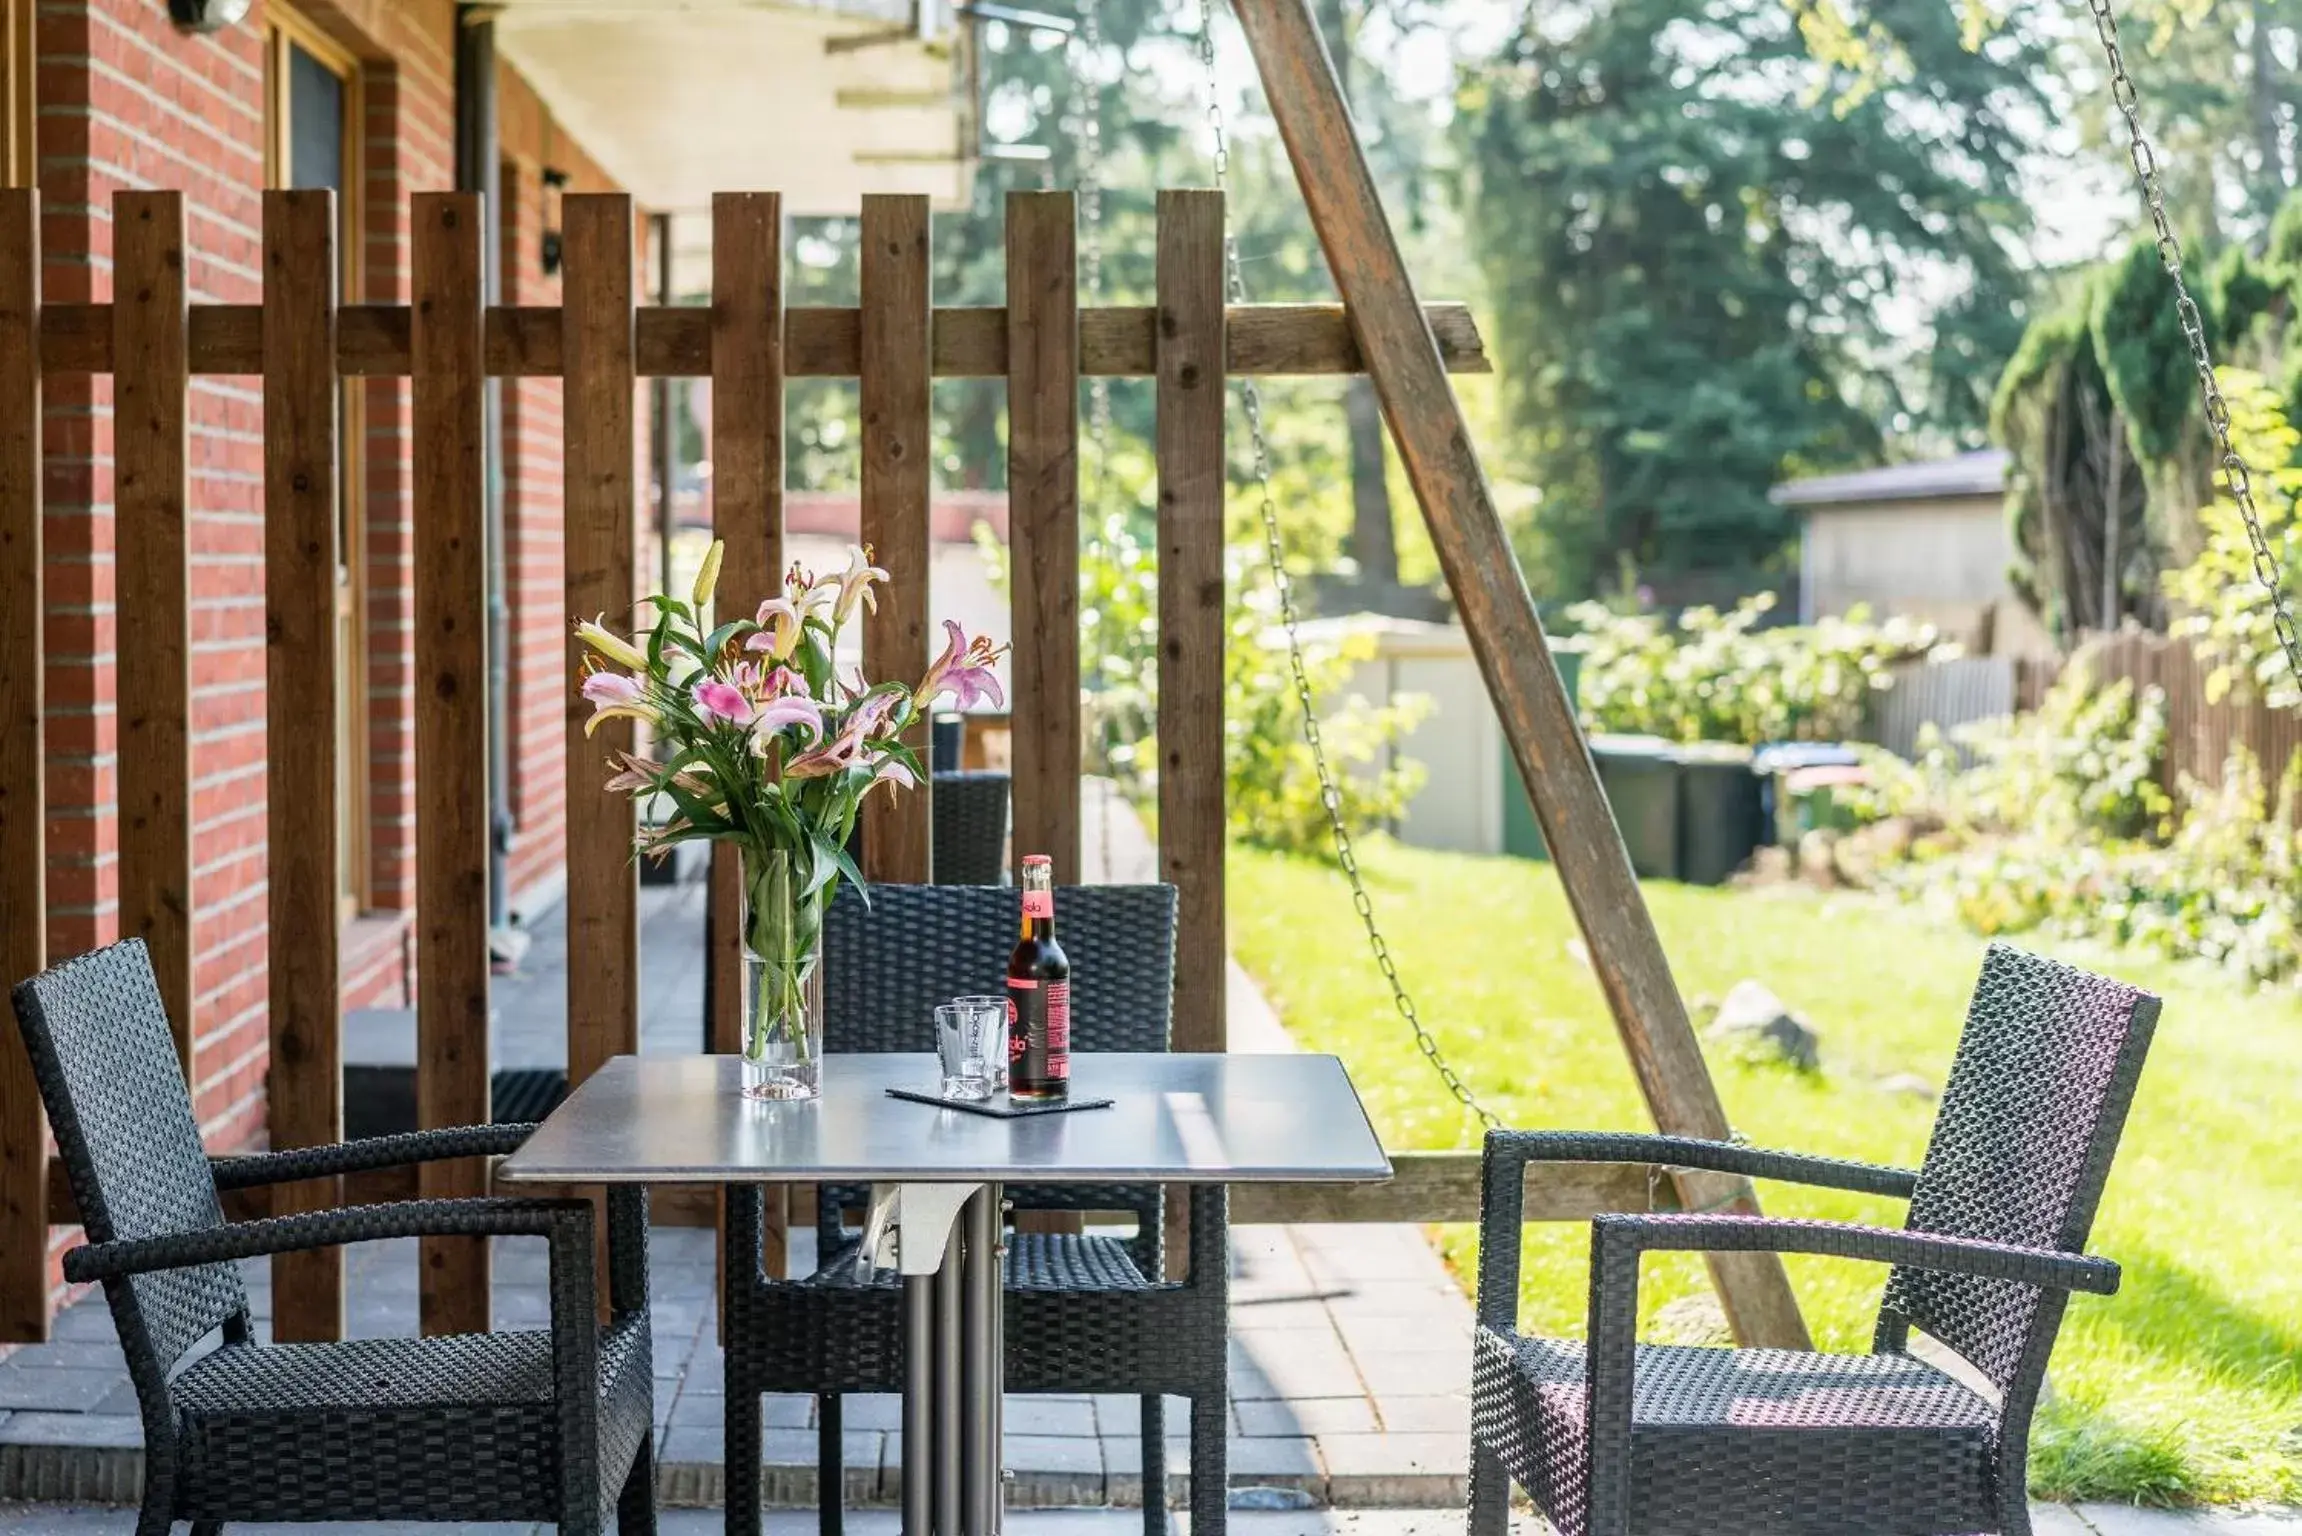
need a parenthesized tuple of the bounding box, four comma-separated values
(1238, 1397, 1380, 1439)
(0, 1414, 141, 1450)
(2083, 1506, 2302, 1536)
(1343, 1348, 1471, 1401)
(1230, 1346, 1368, 1403)
(1367, 1396, 1469, 1436)
(0, 1370, 121, 1414)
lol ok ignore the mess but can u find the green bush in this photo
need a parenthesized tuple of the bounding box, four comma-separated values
(1223, 569, 1429, 859)
(976, 528, 1427, 861)
(1567, 592, 1939, 745)
(1848, 673, 2302, 984)
(2161, 367, 2302, 709)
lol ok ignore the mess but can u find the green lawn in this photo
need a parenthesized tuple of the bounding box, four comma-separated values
(1228, 838, 2302, 1507)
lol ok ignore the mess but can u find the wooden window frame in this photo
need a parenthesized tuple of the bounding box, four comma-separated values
(4, 0, 33, 188)
(265, 4, 371, 916)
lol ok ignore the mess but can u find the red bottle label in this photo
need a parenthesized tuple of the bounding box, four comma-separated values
(1009, 975, 1070, 1091)
(1045, 980, 1070, 1079)
(1023, 889, 1054, 919)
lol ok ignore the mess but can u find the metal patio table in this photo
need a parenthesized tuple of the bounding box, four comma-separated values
(495, 1050, 1392, 1536)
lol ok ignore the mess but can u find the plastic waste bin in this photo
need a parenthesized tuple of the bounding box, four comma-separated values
(1752, 742, 1863, 845)
(1501, 644, 1583, 861)
(1587, 733, 1682, 880)
(1673, 742, 1764, 886)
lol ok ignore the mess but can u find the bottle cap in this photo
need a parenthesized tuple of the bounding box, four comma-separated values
(1022, 854, 1052, 867)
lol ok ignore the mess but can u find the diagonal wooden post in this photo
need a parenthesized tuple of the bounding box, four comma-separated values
(1229, 0, 1810, 1349)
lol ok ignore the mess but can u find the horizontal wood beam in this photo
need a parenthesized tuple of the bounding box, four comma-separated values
(47, 1156, 726, 1228)
(50, 1151, 1672, 1229)
(1231, 1154, 1679, 1225)
(35, 301, 1489, 379)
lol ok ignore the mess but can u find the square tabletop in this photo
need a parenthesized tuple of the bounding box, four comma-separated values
(494, 1052, 1393, 1185)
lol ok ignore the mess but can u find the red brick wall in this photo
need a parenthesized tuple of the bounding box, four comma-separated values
(26, 0, 623, 1321)
(497, 67, 625, 910)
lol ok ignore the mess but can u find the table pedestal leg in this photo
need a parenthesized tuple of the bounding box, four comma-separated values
(891, 1181, 1003, 1536)
(903, 1273, 934, 1536)
(934, 1225, 963, 1536)
(961, 1182, 1004, 1536)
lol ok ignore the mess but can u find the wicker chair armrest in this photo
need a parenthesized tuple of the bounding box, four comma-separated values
(1476, 1131, 1917, 1330)
(1594, 1213, 2120, 1294)
(209, 1123, 539, 1190)
(62, 1197, 591, 1283)
(1488, 1130, 1918, 1198)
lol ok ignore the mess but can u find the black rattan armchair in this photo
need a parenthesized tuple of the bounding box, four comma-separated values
(11, 939, 656, 1536)
(1468, 942, 2158, 1536)
(723, 882, 1227, 1536)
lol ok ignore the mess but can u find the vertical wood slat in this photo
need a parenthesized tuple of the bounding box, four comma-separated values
(1005, 192, 1082, 882)
(113, 191, 194, 1073)
(1154, 189, 1229, 1281)
(411, 193, 492, 1336)
(859, 194, 933, 884)
(709, 193, 789, 1286)
(1155, 190, 1228, 1054)
(0, 188, 46, 1342)
(1233, 0, 1809, 1350)
(262, 190, 345, 1342)
(562, 194, 640, 1095)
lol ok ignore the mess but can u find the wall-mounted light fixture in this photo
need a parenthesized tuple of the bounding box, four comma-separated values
(540, 167, 570, 276)
(169, 0, 253, 32)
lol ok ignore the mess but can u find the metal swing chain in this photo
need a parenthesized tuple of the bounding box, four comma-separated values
(1196, 0, 1502, 1131)
(1072, 0, 1125, 878)
(2090, 0, 2302, 698)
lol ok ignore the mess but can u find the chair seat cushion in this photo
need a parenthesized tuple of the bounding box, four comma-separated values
(1472, 1325, 2001, 1536)
(169, 1315, 651, 1524)
(809, 1231, 1150, 1291)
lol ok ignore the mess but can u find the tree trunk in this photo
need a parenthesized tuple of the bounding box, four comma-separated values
(1310, 0, 1400, 590)
(2250, 0, 2292, 220)
(1345, 376, 1399, 585)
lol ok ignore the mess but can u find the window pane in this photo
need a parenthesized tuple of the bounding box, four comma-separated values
(288, 42, 343, 193)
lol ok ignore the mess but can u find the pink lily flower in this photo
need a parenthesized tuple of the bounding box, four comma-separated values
(916, 620, 1008, 711)
(870, 758, 918, 793)
(692, 678, 755, 727)
(751, 693, 825, 742)
(783, 692, 894, 779)
(746, 596, 807, 661)
(581, 667, 659, 738)
(817, 544, 889, 626)
(582, 671, 644, 708)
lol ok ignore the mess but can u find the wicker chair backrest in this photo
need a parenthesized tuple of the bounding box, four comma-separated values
(1886, 941, 2158, 1394)
(11, 939, 248, 1373)
(817, 882, 1178, 1255)
(930, 772, 1010, 886)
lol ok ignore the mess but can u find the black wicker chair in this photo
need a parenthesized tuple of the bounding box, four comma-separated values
(932, 769, 1011, 885)
(1468, 942, 2159, 1536)
(10, 939, 655, 1536)
(723, 882, 1227, 1536)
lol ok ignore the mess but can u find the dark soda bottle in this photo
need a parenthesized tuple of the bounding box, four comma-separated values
(1006, 855, 1071, 1100)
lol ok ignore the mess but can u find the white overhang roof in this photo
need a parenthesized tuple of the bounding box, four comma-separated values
(493, 0, 975, 267)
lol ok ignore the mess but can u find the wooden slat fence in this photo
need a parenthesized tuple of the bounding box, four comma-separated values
(1871, 656, 2019, 762)
(1878, 633, 2302, 814)
(2072, 629, 2302, 806)
(0, 181, 1506, 1343)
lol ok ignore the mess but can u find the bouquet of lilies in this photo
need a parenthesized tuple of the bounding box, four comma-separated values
(575, 541, 1006, 1091)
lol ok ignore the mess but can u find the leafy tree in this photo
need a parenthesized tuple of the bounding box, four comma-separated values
(1455, 0, 2045, 599)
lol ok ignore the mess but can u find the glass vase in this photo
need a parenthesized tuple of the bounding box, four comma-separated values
(739, 846, 826, 1101)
